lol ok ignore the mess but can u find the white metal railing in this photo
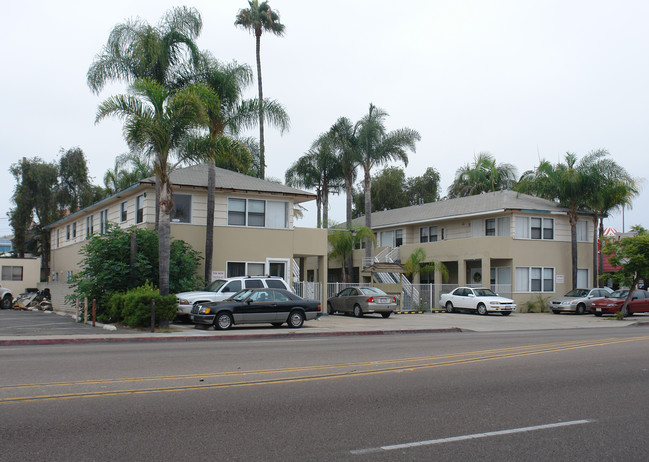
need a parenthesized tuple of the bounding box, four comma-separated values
(292, 259, 300, 283)
(386, 247, 400, 263)
(326, 282, 373, 299)
(293, 281, 321, 301)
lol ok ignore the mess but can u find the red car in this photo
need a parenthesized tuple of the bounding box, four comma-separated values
(590, 289, 649, 316)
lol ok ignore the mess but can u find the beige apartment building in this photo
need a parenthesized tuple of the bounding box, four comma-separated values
(47, 164, 329, 310)
(328, 190, 596, 309)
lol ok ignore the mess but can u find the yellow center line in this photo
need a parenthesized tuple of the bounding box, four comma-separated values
(1, 336, 647, 405)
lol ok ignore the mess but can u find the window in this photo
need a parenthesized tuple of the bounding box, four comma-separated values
(100, 209, 108, 233)
(395, 229, 403, 247)
(516, 216, 553, 240)
(380, 230, 394, 247)
(136, 194, 144, 224)
(56, 229, 60, 249)
(227, 262, 246, 277)
(66, 225, 71, 240)
(120, 201, 127, 222)
(247, 263, 265, 276)
(485, 219, 496, 236)
(248, 200, 265, 227)
(516, 267, 554, 292)
(577, 268, 589, 288)
(267, 201, 288, 228)
(228, 199, 246, 226)
(419, 226, 439, 243)
(86, 216, 94, 237)
(486, 217, 510, 236)
(172, 194, 191, 223)
(1, 266, 23, 281)
(577, 221, 589, 242)
(72, 222, 77, 239)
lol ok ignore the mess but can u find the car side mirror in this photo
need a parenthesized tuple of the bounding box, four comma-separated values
(468, 294, 475, 298)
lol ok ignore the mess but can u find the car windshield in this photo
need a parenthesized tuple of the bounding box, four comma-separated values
(359, 288, 387, 295)
(609, 290, 629, 298)
(473, 289, 497, 297)
(204, 280, 227, 292)
(565, 289, 589, 297)
(230, 289, 254, 301)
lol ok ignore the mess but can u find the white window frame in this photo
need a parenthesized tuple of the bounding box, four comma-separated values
(136, 194, 145, 224)
(120, 201, 128, 223)
(577, 220, 589, 242)
(171, 194, 192, 224)
(515, 216, 554, 240)
(228, 198, 289, 229)
(515, 266, 555, 292)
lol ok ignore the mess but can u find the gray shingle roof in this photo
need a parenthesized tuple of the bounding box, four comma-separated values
(354, 190, 579, 229)
(142, 164, 315, 200)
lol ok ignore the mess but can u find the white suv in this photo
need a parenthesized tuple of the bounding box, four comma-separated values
(176, 276, 291, 318)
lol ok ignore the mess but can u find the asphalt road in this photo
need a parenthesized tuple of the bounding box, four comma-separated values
(1, 328, 649, 461)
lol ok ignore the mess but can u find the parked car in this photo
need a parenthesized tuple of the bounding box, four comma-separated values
(439, 287, 516, 315)
(0, 285, 13, 309)
(327, 287, 397, 318)
(590, 289, 649, 317)
(548, 287, 613, 314)
(191, 288, 321, 330)
(176, 276, 291, 319)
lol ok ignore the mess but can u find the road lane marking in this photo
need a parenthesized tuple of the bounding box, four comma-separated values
(2, 336, 646, 391)
(351, 420, 594, 454)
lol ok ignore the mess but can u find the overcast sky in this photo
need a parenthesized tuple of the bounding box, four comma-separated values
(2, 0, 648, 237)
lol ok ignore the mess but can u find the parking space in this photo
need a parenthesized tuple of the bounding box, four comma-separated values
(0, 309, 136, 336)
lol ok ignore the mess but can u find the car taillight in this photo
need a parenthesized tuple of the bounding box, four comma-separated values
(317, 305, 321, 311)
(392, 297, 397, 303)
(366, 297, 375, 303)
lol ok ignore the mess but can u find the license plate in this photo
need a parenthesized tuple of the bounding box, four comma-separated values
(378, 297, 390, 304)
(596, 308, 601, 312)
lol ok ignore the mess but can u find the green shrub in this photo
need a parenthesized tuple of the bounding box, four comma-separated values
(110, 282, 177, 328)
(522, 294, 551, 313)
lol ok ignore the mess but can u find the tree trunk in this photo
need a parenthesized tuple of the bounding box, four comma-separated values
(322, 181, 329, 229)
(592, 214, 599, 287)
(130, 230, 137, 288)
(204, 161, 215, 284)
(158, 176, 173, 297)
(364, 164, 372, 262)
(598, 218, 605, 284)
(569, 210, 578, 290)
(255, 31, 265, 179)
(345, 173, 354, 281)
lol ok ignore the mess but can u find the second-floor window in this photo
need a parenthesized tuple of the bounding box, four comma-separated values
(120, 201, 127, 222)
(100, 209, 108, 233)
(420, 226, 439, 243)
(86, 216, 94, 237)
(515, 216, 554, 240)
(485, 217, 510, 236)
(136, 194, 144, 224)
(171, 194, 191, 223)
(228, 198, 288, 229)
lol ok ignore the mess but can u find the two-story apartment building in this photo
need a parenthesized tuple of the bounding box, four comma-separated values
(330, 190, 595, 309)
(47, 164, 329, 311)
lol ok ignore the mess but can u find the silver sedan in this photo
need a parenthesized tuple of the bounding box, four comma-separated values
(327, 287, 397, 318)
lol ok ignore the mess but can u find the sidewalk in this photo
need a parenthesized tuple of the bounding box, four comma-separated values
(2, 308, 648, 346)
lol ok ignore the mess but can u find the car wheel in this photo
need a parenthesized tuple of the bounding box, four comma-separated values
(327, 302, 335, 315)
(381, 312, 391, 319)
(575, 304, 585, 315)
(594, 312, 603, 317)
(0, 295, 11, 309)
(271, 322, 283, 327)
(214, 312, 233, 330)
(287, 310, 305, 328)
(501, 311, 512, 316)
(445, 302, 454, 313)
(353, 304, 363, 318)
(476, 303, 488, 316)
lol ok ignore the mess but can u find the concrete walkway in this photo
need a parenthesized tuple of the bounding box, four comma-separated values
(1, 308, 648, 346)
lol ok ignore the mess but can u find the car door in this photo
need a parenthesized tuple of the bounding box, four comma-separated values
(242, 289, 278, 323)
(333, 288, 353, 312)
(346, 288, 362, 312)
(454, 288, 471, 309)
(628, 291, 649, 314)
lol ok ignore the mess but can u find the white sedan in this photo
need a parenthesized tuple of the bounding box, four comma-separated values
(439, 287, 516, 316)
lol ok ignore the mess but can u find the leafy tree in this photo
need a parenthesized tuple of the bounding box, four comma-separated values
(578, 149, 638, 286)
(286, 134, 343, 228)
(235, 0, 286, 179)
(9, 158, 60, 276)
(355, 103, 420, 260)
(407, 167, 441, 205)
(57, 147, 103, 212)
(448, 152, 516, 198)
(328, 225, 375, 282)
(600, 231, 649, 316)
(95, 78, 212, 296)
(67, 224, 203, 318)
(403, 247, 448, 283)
(87, 6, 203, 93)
(104, 152, 155, 194)
(517, 153, 590, 289)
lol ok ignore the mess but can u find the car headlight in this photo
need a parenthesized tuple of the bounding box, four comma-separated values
(490, 302, 500, 306)
(198, 306, 211, 315)
(178, 298, 190, 305)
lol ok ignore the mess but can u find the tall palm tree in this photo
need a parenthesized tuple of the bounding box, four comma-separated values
(103, 152, 155, 194)
(87, 6, 203, 93)
(95, 78, 211, 296)
(328, 117, 359, 229)
(356, 103, 420, 260)
(448, 152, 517, 198)
(517, 153, 590, 290)
(578, 149, 638, 286)
(285, 134, 343, 228)
(235, 0, 286, 179)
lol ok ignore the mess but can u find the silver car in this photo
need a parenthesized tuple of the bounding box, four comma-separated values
(549, 287, 613, 314)
(327, 287, 397, 318)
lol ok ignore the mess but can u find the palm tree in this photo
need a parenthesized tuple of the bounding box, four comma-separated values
(95, 78, 211, 296)
(235, 0, 286, 179)
(356, 103, 420, 260)
(328, 117, 359, 228)
(328, 225, 375, 283)
(517, 153, 590, 290)
(87, 6, 203, 93)
(403, 247, 448, 283)
(448, 152, 517, 198)
(578, 149, 638, 286)
(285, 134, 343, 228)
(103, 152, 155, 194)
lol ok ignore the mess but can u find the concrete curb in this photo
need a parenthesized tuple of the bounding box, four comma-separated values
(0, 327, 464, 346)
